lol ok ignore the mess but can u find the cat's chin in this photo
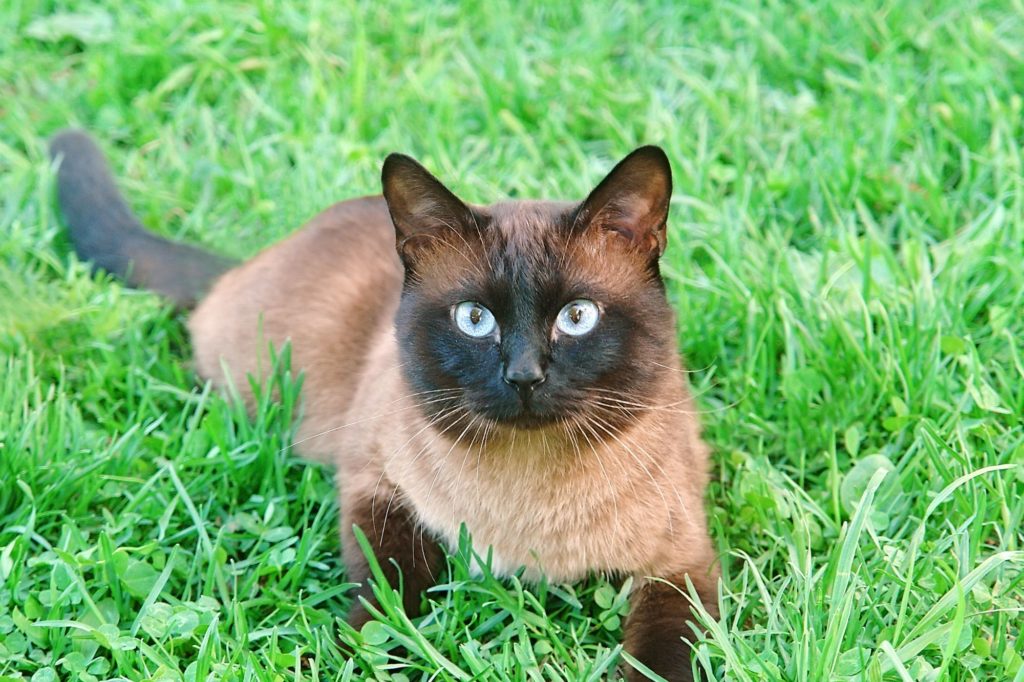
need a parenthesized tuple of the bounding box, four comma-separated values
(488, 411, 561, 431)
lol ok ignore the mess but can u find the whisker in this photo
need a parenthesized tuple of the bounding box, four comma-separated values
(573, 415, 629, 532)
(645, 359, 717, 374)
(585, 388, 744, 416)
(280, 389, 464, 453)
(419, 411, 483, 530)
(584, 412, 680, 532)
(598, 411, 691, 526)
(373, 405, 472, 543)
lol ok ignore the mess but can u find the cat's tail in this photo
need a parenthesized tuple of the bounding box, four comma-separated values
(49, 129, 236, 309)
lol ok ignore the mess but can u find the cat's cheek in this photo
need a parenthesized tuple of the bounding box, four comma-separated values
(552, 336, 623, 386)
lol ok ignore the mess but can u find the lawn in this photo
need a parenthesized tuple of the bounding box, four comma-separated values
(2, 0, 1023, 680)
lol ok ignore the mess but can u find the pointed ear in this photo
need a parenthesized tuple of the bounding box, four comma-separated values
(381, 154, 477, 263)
(574, 146, 672, 256)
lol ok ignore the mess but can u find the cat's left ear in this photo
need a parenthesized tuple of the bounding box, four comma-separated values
(574, 146, 672, 256)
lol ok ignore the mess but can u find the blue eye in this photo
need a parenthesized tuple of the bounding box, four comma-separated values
(555, 299, 600, 336)
(453, 301, 497, 338)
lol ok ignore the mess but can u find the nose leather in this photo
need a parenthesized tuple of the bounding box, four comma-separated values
(502, 335, 547, 394)
(504, 361, 545, 391)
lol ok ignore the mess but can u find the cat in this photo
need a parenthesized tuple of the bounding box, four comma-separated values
(50, 129, 720, 681)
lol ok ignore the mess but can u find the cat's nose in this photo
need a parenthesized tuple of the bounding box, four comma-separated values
(503, 361, 546, 394)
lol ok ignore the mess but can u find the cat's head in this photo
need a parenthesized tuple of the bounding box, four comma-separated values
(382, 147, 677, 436)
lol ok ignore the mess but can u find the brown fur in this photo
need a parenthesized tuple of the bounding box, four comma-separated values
(190, 199, 719, 679)
(344, 485, 444, 629)
(55, 133, 719, 679)
(624, 571, 720, 681)
(50, 130, 235, 308)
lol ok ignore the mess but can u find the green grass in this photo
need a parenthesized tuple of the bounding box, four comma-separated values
(2, 0, 1023, 679)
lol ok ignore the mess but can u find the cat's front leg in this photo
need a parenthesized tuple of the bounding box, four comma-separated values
(622, 567, 719, 682)
(342, 487, 444, 629)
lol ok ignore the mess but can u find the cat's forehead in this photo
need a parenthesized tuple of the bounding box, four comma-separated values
(483, 200, 576, 226)
(412, 199, 643, 299)
(473, 201, 566, 274)
(478, 200, 576, 253)
(475, 200, 634, 299)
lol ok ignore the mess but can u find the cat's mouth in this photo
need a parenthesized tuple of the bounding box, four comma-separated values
(488, 410, 560, 430)
(476, 391, 573, 430)
(466, 382, 555, 428)
(420, 393, 565, 434)
(421, 380, 576, 432)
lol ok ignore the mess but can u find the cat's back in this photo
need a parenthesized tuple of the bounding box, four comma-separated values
(190, 196, 402, 459)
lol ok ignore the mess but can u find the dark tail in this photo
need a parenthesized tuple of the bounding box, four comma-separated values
(49, 129, 236, 309)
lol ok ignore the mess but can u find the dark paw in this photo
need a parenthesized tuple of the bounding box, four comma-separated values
(346, 600, 373, 631)
(622, 648, 696, 682)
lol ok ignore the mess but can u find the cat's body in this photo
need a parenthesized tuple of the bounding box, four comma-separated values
(191, 196, 713, 582)
(50, 130, 719, 681)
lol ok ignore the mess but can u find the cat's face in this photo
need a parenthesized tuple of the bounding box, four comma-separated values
(383, 148, 676, 435)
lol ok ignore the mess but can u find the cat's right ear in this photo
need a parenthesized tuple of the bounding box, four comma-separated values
(381, 154, 477, 265)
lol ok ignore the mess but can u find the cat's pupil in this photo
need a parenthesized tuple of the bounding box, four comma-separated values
(569, 306, 582, 324)
(470, 307, 482, 325)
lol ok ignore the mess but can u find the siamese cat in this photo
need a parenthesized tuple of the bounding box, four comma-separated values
(49, 130, 720, 681)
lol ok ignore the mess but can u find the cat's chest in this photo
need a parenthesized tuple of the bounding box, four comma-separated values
(386, 434, 681, 582)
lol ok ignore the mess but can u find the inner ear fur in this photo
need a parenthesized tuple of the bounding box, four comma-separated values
(573, 146, 673, 256)
(381, 154, 478, 263)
